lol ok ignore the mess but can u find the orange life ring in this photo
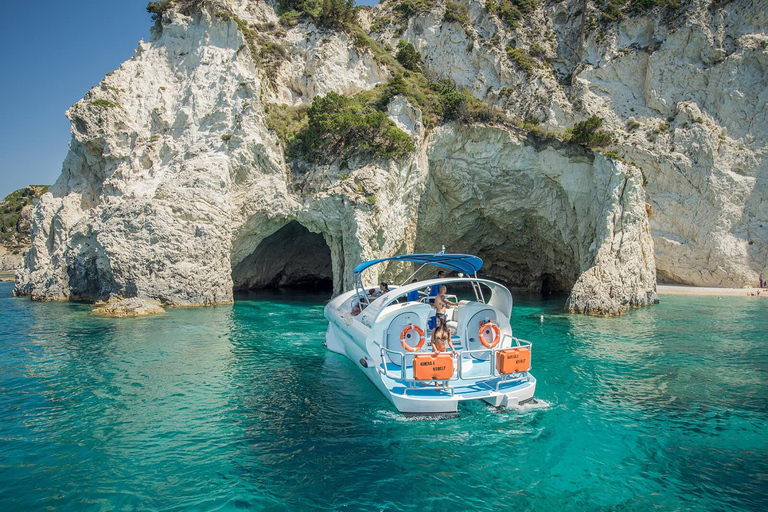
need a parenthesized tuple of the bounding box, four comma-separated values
(478, 321, 501, 348)
(400, 324, 426, 352)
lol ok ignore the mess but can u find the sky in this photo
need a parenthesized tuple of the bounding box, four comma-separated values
(0, 0, 379, 200)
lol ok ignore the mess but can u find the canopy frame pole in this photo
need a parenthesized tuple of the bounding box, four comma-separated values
(400, 262, 430, 287)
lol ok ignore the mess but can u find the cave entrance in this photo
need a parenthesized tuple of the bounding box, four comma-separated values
(232, 221, 333, 292)
(540, 274, 557, 294)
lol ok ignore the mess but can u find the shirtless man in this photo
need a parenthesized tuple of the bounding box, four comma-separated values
(433, 285, 457, 324)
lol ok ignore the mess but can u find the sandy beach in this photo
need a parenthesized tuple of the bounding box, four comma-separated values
(657, 284, 768, 297)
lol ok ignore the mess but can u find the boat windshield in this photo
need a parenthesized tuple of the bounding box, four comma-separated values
(358, 278, 513, 325)
(353, 253, 484, 308)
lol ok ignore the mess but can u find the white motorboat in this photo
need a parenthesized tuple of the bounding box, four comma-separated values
(324, 253, 536, 416)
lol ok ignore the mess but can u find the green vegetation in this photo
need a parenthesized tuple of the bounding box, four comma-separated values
(264, 69, 506, 164)
(529, 42, 547, 60)
(396, 40, 421, 71)
(279, 9, 301, 27)
(395, 0, 431, 18)
(231, 15, 262, 67)
(221, 134, 233, 142)
(444, 1, 470, 25)
(225, 14, 291, 81)
(523, 115, 540, 126)
(598, 0, 682, 24)
(626, 119, 641, 131)
(600, 0, 625, 23)
(260, 40, 290, 80)
(486, 0, 538, 29)
(299, 91, 415, 162)
(276, 0, 357, 30)
(146, 0, 173, 23)
(91, 99, 120, 109)
(506, 47, 536, 74)
(570, 115, 612, 147)
(0, 186, 48, 244)
(365, 194, 376, 205)
(265, 103, 309, 148)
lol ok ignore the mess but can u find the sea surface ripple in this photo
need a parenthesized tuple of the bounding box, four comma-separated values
(0, 284, 766, 511)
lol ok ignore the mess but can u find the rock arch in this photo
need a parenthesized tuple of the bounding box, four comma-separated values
(231, 221, 333, 291)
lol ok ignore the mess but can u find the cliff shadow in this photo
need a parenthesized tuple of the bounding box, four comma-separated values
(231, 221, 333, 293)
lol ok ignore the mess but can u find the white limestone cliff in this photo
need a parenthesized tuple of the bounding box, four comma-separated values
(15, 0, 767, 313)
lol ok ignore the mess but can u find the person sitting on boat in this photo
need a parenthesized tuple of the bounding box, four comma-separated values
(351, 303, 361, 316)
(368, 288, 378, 298)
(434, 285, 457, 324)
(431, 316, 455, 353)
(428, 270, 446, 303)
(406, 279, 420, 302)
(379, 282, 390, 295)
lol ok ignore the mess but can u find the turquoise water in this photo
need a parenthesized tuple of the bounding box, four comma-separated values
(1, 282, 766, 511)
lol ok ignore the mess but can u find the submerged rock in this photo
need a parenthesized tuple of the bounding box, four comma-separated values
(92, 298, 165, 318)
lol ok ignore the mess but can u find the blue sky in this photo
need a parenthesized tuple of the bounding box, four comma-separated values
(0, 0, 379, 199)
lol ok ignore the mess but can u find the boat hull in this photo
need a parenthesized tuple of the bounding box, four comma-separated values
(323, 279, 537, 416)
(326, 319, 537, 415)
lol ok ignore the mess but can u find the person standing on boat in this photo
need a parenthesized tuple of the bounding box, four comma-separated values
(434, 285, 457, 324)
(432, 316, 455, 353)
(428, 270, 446, 303)
(406, 279, 420, 302)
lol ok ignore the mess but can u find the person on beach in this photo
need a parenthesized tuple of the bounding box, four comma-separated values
(431, 316, 455, 353)
(434, 285, 457, 324)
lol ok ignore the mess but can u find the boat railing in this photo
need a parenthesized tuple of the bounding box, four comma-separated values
(374, 334, 532, 393)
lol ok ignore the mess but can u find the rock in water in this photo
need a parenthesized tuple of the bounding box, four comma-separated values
(92, 298, 165, 318)
(14, 0, 767, 315)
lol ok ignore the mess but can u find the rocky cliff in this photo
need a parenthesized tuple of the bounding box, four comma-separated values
(15, 0, 767, 313)
(0, 186, 48, 274)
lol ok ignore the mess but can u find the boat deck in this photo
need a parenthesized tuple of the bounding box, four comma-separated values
(380, 359, 528, 400)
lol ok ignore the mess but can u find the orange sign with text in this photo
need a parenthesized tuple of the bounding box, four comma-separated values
(413, 353, 454, 381)
(496, 347, 531, 374)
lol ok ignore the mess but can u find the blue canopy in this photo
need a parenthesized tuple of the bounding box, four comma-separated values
(353, 253, 483, 276)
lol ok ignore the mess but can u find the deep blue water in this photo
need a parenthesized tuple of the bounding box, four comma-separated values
(1, 282, 766, 511)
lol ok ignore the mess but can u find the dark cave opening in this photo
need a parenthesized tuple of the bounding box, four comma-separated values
(540, 274, 557, 294)
(232, 221, 333, 292)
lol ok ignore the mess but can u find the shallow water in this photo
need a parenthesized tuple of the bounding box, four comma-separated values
(1, 283, 766, 511)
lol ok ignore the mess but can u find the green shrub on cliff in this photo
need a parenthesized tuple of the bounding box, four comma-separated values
(395, 0, 431, 18)
(265, 103, 308, 148)
(486, 0, 538, 28)
(91, 99, 120, 109)
(444, 1, 470, 25)
(146, 0, 173, 22)
(506, 47, 536, 74)
(276, 0, 357, 30)
(570, 116, 612, 147)
(396, 40, 421, 71)
(299, 91, 416, 162)
(0, 186, 48, 244)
